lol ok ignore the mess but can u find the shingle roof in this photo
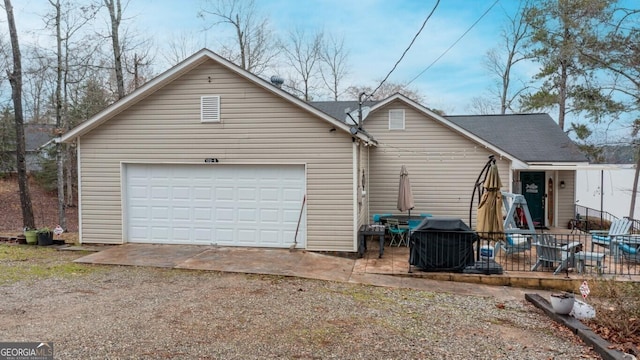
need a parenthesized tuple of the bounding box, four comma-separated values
(25, 125, 55, 151)
(309, 100, 588, 163)
(446, 113, 588, 163)
(310, 101, 378, 125)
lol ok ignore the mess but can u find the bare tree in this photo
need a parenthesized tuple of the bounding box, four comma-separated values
(163, 31, 202, 66)
(484, 1, 532, 114)
(104, 0, 125, 99)
(199, 0, 278, 75)
(346, 81, 425, 103)
(3, 0, 36, 229)
(280, 28, 323, 101)
(319, 34, 349, 101)
(467, 95, 498, 115)
(41, 0, 100, 228)
(49, 0, 67, 230)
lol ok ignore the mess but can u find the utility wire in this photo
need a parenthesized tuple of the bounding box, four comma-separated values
(366, 0, 440, 101)
(406, 0, 500, 87)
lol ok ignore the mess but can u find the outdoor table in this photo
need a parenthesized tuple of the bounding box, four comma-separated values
(358, 224, 386, 258)
(380, 215, 425, 226)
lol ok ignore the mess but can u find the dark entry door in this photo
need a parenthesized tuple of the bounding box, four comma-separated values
(520, 172, 545, 227)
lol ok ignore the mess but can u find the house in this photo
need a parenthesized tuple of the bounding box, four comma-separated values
(0, 124, 55, 173)
(59, 48, 588, 250)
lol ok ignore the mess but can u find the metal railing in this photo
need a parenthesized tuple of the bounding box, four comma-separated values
(406, 230, 639, 277)
(574, 204, 619, 232)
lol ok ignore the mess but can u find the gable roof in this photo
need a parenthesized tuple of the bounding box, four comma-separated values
(446, 114, 588, 163)
(59, 49, 375, 144)
(310, 94, 588, 166)
(312, 94, 526, 168)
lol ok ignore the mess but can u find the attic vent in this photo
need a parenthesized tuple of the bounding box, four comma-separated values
(201, 96, 220, 122)
(389, 109, 405, 130)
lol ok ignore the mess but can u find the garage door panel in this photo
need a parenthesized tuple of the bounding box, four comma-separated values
(151, 207, 169, 220)
(259, 230, 279, 244)
(194, 228, 213, 241)
(172, 228, 190, 241)
(260, 208, 279, 223)
(126, 164, 305, 247)
(193, 207, 212, 220)
(215, 228, 233, 242)
(238, 229, 257, 243)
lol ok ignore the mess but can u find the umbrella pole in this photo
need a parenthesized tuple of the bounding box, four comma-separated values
(469, 155, 496, 228)
(470, 155, 496, 261)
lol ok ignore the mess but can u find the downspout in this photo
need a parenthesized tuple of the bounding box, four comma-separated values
(76, 137, 83, 244)
(352, 139, 359, 251)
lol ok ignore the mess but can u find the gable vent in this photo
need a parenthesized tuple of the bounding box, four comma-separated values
(201, 96, 220, 122)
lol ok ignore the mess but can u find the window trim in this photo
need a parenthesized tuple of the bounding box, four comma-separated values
(388, 109, 405, 130)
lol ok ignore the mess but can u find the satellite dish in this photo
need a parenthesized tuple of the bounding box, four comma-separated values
(360, 106, 371, 121)
(344, 106, 371, 126)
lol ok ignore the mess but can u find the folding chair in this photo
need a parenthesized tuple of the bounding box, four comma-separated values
(387, 218, 408, 247)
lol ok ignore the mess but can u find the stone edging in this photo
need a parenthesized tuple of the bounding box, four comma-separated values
(525, 293, 631, 360)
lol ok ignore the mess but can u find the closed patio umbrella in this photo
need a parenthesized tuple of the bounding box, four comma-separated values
(476, 163, 504, 241)
(398, 165, 415, 218)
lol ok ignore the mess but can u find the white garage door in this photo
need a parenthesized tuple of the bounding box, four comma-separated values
(124, 164, 306, 247)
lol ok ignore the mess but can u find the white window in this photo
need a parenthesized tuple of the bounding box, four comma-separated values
(389, 109, 405, 130)
(201, 96, 220, 122)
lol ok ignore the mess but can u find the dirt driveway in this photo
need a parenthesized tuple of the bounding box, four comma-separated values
(0, 252, 600, 360)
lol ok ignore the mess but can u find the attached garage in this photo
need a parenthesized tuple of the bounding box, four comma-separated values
(124, 163, 306, 247)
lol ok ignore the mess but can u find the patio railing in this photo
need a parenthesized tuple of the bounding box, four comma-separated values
(407, 230, 639, 277)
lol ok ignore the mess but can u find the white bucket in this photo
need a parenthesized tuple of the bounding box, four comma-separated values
(550, 293, 575, 314)
(480, 245, 494, 260)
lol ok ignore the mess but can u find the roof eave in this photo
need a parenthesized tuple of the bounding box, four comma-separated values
(516, 162, 592, 170)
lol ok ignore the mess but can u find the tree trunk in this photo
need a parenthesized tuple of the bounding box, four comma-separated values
(629, 145, 640, 219)
(51, 0, 66, 230)
(105, 0, 125, 99)
(4, 0, 35, 229)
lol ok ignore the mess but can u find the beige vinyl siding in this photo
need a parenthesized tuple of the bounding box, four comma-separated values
(366, 100, 510, 228)
(357, 143, 371, 227)
(557, 170, 576, 229)
(78, 59, 355, 251)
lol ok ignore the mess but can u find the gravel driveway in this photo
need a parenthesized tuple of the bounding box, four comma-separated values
(1, 265, 599, 359)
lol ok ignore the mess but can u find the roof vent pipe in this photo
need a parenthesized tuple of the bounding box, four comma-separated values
(270, 75, 284, 88)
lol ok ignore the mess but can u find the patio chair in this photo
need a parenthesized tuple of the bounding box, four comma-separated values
(590, 217, 632, 252)
(531, 234, 581, 275)
(387, 218, 408, 247)
(619, 243, 640, 264)
(495, 233, 531, 259)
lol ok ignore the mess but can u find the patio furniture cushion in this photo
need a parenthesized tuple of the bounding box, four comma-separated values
(619, 243, 638, 255)
(372, 213, 393, 223)
(591, 235, 610, 243)
(506, 234, 528, 246)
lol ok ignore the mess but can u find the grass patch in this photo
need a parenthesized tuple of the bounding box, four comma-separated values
(0, 244, 99, 285)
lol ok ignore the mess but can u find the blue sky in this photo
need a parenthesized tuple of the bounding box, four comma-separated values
(124, 0, 523, 114)
(5, 0, 634, 141)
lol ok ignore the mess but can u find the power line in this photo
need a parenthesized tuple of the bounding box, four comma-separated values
(406, 0, 500, 87)
(366, 0, 440, 101)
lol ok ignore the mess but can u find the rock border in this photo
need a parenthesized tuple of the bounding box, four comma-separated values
(526, 293, 631, 360)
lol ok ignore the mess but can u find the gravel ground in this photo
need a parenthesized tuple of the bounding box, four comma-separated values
(0, 265, 601, 360)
